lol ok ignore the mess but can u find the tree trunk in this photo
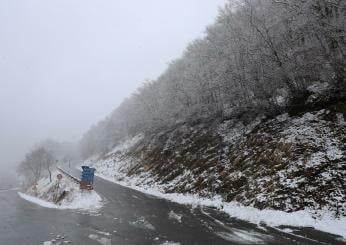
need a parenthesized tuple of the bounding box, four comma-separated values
(48, 167, 52, 183)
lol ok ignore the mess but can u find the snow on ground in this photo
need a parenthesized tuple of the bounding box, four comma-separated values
(129, 216, 156, 230)
(107, 134, 144, 156)
(88, 129, 346, 239)
(59, 189, 103, 211)
(88, 114, 346, 239)
(88, 234, 111, 245)
(43, 234, 72, 245)
(307, 81, 330, 94)
(168, 210, 182, 223)
(218, 117, 263, 144)
(18, 169, 103, 212)
(160, 242, 181, 245)
(42, 233, 71, 245)
(18, 189, 102, 212)
(92, 167, 346, 238)
(216, 229, 271, 244)
(18, 192, 61, 209)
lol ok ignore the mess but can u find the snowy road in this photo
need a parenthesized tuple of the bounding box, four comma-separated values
(0, 176, 345, 245)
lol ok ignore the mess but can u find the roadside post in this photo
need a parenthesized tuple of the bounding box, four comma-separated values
(80, 166, 96, 190)
(56, 173, 63, 187)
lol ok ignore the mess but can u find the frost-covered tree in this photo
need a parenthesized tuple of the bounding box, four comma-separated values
(18, 147, 55, 184)
(79, 0, 346, 159)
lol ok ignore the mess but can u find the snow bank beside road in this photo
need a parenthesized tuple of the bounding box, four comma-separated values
(18, 192, 60, 209)
(18, 170, 103, 212)
(89, 131, 346, 240)
(94, 171, 346, 239)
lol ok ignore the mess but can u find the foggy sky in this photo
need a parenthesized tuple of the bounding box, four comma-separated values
(0, 0, 227, 175)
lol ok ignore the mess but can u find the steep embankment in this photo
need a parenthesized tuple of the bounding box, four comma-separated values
(88, 101, 346, 218)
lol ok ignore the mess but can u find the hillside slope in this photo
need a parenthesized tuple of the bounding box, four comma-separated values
(88, 100, 346, 218)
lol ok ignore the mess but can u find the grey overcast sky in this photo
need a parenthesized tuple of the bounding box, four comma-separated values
(0, 0, 227, 173)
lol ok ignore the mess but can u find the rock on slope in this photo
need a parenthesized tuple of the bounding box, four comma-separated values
(89, 102, 346, 217)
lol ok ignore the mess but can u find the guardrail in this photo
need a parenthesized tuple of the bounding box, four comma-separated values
(57, 167, 80, 184)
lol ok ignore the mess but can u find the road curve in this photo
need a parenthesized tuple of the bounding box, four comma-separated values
(0, 174, 345, 245)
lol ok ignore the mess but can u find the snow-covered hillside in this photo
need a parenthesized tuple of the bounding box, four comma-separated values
(86, 104, 346, 238)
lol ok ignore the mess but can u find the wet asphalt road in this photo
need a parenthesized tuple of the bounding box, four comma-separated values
(0, 175, 345, 245)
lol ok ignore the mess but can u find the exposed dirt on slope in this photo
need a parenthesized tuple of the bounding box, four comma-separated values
(110, 102, 346, 216)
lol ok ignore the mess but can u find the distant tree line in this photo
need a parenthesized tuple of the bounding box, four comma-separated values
(80, 0, 345, 158)
(18, 140, 79, 185)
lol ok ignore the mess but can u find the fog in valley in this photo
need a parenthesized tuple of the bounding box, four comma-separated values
(0, 0, 226, 186)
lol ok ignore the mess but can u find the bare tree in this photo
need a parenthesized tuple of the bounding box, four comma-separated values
(18, 147, 55, 184)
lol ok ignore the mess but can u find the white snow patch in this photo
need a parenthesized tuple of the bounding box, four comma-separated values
(326, 143, 344, 161)
(281, 228, 294, 233)
(168, 210, 182, 223)
(108, 134, 143, 155)
(275, 95, 286, 106)
(96, 231, 111, 236)
(18, 190, 102, 211)
(281, 110, 344, 166)
(217, 229, 270, 244)
(60, 190, 103, 211)
(19, 192, 60, 209)
(307, 81, 330, 94)
(337, 113, 346, 126)
(218, 117, 262, 144)
(129, 216, 155, 230)
(160, 242, 181, 245)
(88, 234, 111, 245)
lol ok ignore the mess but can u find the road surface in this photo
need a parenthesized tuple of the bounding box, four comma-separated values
(0, 174, 345, 245)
